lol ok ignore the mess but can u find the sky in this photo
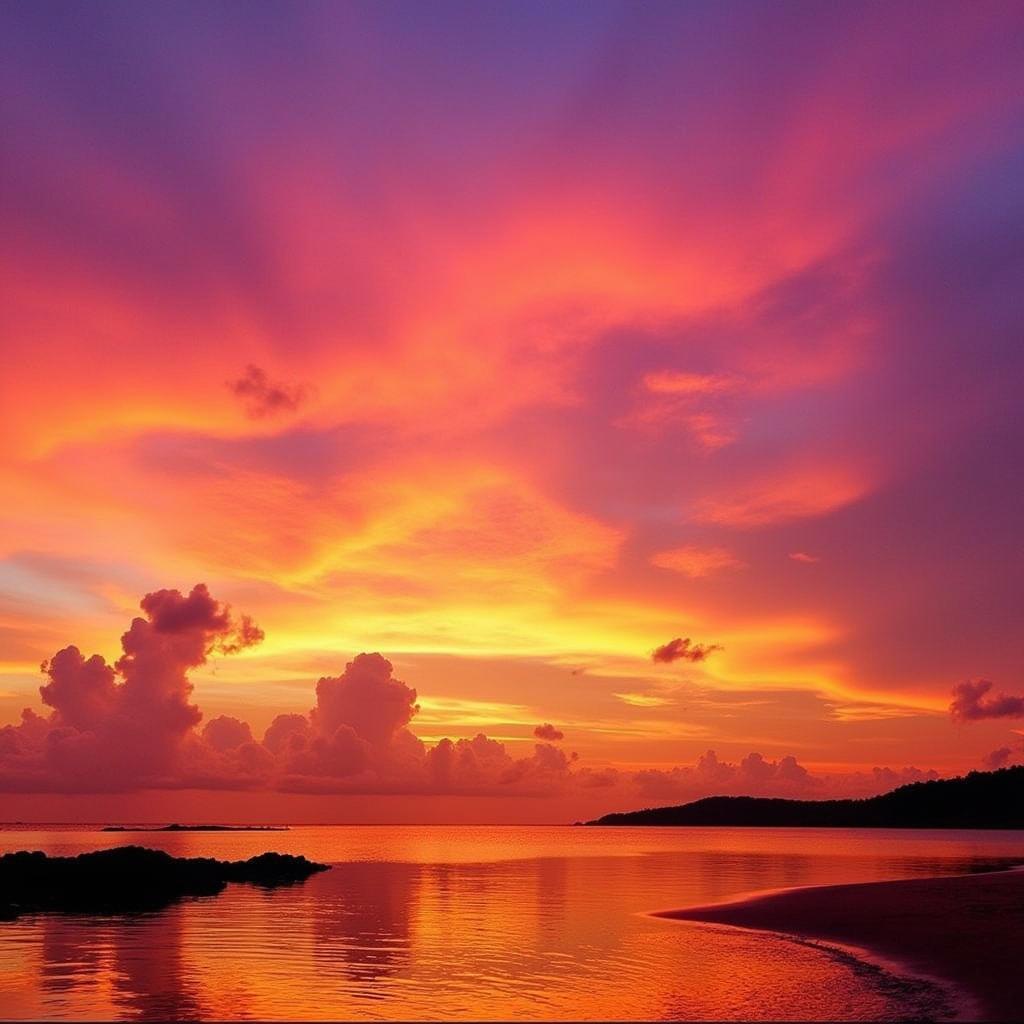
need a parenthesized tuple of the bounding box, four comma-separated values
(1, 1, 1023, 822)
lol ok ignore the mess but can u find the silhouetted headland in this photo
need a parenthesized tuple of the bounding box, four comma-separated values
(0, 846, 328, 919)
(588, 765, 1024, 827)
(101, 823, 289, 832)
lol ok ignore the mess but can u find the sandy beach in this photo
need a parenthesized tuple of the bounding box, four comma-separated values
(659, 868, 1024, 1020)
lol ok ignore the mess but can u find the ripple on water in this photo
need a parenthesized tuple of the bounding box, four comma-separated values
(3, 826, 1024, 1020)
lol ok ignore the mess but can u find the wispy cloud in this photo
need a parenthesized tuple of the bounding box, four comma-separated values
(651, 545, 745, 578)
(651, 637, 723, 664)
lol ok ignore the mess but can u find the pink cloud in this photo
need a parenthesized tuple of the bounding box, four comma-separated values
(789, 551, 820, 564)
(633, 749, 816, 801)
(651, 545, 744, 578)
(258, 653, 428, 788)
(262, 714, 311, 755)
(642, 371, 745, 396)
(425, 735, 576, 795)
(629, 751, 939, 803)
(0, 585, 953, 805)
(983, 746, 1014, 770)
(534, 723, 564, 741)
(950, 679, 1024, 722)
(2, 584, 261, 791)
(202, 716, 254, 752)
(693, 466, 871, 528)
(310, 653, 419, 747)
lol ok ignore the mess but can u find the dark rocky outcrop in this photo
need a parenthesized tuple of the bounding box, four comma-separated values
(0, 846, 329, 919)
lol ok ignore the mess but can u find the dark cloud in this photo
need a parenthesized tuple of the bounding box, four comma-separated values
(228, 365, 306, 419)
(651, 637, 722, 664)
(950, 679, 1024, 721)
(534, 723, 564, 741)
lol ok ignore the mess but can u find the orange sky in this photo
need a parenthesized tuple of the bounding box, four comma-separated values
(2, 2, 1024, 821)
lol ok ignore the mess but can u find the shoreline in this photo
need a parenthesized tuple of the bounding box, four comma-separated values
(656, 867, 1024, 1020)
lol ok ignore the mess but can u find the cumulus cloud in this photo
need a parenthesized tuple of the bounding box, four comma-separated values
(632, 749, 817, 801)
(0, 584, 950, 804)
(425, 735, 576, 794)
(865, 765, 939, 788)
(628, 751, 941, 803)
(311, 654, 419, 746)
(980, 742, 1024, 770)
(268, 653, 426, 788)
(202, 716, 254, 752)
(651, 637, 722, 664)
(0, 587, 584, 797)
(576, 767, 619, 789)
(949, 679, 1024, 722)
(228, 364, 306, 418)
(803, 764, 940, 799)
(534, 723, 564, 741)
(1, 584, 262, 791)
(983, 746, 1014, 770)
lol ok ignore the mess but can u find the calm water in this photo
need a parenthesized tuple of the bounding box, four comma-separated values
(1, 825, 1023, 1021)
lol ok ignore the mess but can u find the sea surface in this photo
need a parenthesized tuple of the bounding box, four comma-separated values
(1, 824, 1023, 1021)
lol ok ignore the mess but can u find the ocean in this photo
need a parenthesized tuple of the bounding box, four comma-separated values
(2, 825, 1023, 1020)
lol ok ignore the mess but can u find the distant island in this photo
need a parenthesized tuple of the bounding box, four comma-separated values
(0, 846, 328, 919)
(101, 824, 289, 832)
(587, 765, 1024, 828)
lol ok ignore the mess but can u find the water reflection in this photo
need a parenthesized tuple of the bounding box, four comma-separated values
(39, 914, 103, 999)
(39, 907, 204, 1020)
(111, 910, 204, 1021)
(310, 862, 419, 993)
(2, 827, 1023, 1020)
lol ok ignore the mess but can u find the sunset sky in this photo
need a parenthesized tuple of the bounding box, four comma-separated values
(2, 1, 1023, 822)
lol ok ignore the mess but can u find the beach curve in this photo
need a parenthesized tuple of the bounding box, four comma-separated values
(654, 867, 1024, 1020)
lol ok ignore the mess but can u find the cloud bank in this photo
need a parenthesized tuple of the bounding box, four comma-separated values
(0, 585, 943, 803)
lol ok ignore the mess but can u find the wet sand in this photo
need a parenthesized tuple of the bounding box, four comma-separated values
(659, 869, 1024, 1020)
